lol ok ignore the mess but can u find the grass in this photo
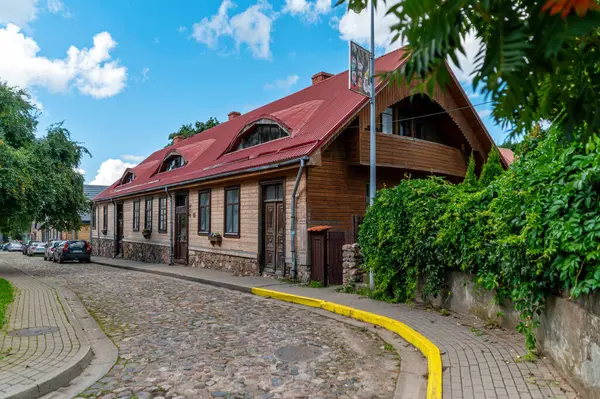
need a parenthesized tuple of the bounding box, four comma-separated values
(308, 280, 324, 288)
(0, 279, 14, 328)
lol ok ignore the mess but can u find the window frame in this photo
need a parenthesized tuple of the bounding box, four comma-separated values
(223, 186, 241, 238)
(102, 205, 108, 231)
(132, 200, 141, 232)
(144, 197, 153, 231)
(91, 206, 96, 229)
(198, 189, 211, 235)
(158, 197, 168, 233)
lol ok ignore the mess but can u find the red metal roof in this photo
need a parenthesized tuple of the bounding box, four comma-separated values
(94, 48, 409, 200)
(499, 148, 515, 165)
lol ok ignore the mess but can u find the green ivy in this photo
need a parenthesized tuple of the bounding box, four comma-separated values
(359, 125, 600, 354)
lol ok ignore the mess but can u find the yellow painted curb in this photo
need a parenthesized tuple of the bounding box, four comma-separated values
(252, 287, 443, 399)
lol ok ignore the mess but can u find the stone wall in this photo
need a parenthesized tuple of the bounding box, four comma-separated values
(342, 244, 363, 285)
(284, 263, 310, 283)
(93, 237, 114, 258)
(188, 249, 259, 276)
(422, 271, 600, 399)
(123, 240, 170, 264)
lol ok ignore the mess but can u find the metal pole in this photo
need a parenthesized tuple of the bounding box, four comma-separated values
(368, 0, 376, 290)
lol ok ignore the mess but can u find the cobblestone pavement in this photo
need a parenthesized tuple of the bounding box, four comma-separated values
(0, 259, 88, 398)
(5, 254, 399, 399)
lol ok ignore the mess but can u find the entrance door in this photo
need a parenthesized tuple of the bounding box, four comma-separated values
(174, 193, 188, 264)
(116, 203, 124, 257)
(263, 183, 284, 275)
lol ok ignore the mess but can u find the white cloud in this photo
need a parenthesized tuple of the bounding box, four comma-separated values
(140, 67, 149, 82)
(0, 24, 127, 98)
(478, 109, 492, 118)
(46, 0, 63, 14)
(75, 167, 85, 175)
(284, 0, 331, 22)
(191, 0, 276, 60)
(450, 32, 483, 84)
(90, 158, 137, 185)
(178, 26, 188, 33)
(0, 0, 39, 27)
(121, 154, 145, 162)
(336, 1, 403, 51)
(264, 74, 299, 91)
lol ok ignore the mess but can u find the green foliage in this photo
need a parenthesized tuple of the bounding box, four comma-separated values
(0, 82, 89, 234)
(360, 124, 600, 354)
(0, 278, 14, 328)
(463, 154, 477, 188)
(308, 280, 324, 288)
(167, 117, 220, 145)
(478, 148, 504, 186)
(337, 0, 600, 141)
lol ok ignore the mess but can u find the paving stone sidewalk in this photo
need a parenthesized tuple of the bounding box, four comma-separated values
(93, 256, 579, 399)
(0, 261, 91, 398)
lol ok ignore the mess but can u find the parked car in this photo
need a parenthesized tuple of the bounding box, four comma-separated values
(53, 240, 91, 263)
(2, 243, 9, 251)
(27, 242, 46, 256)
(21, 242, 30, 255)
(7, 242, 23, 252)
(44, 240, 63, 261)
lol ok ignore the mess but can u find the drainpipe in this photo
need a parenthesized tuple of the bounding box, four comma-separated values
(111, 199, 117, 258)
(291, 158, 307, 280)
(165, 187, 173, 265)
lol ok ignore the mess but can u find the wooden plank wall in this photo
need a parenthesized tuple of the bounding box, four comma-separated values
(359, 133, 467, 177)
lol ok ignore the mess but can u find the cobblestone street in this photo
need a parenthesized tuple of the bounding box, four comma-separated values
(1, 254, 399, 399)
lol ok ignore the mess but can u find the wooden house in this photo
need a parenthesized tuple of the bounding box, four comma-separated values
(92, 48, 503, 284)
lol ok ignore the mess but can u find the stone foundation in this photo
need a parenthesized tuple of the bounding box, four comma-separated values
(93, 237, 114, 258)
(123, 241, 170, 264)
(284, 263, 310, 283)
(342, 243, 364, 285)
(188, 249, 259, 276)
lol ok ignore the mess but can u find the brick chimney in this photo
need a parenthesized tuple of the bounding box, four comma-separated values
(228, 111, 241, 121)
(173, 135, 185, 145)
(311, 72, 333, 85)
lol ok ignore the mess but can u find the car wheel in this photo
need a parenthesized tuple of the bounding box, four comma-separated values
(58, 256, 64, 264)
(43, 256, 47, 261)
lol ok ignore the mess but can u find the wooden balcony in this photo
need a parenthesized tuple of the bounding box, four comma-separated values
(359, 131, 468, 177)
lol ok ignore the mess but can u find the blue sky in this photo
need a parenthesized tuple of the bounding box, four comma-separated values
(0, 0, 508, 185)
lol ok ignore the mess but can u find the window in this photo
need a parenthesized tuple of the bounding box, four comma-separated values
(198, 189, 211, 234)
(133, 200, 140, 231)
(159, 154, 185, 173)
(224, 186, 240, 236)
(159, 197, 167, 233)
(235, 123, 288, 151)
(91, 206, 96, 229)
(144, 198, 153, 231)
(381, 107, 393, 134)
(122, 172, 134, 184)
(103, 206, 108, 231)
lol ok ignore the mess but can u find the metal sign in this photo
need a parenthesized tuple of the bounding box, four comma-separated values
(349, 41, 372, 97)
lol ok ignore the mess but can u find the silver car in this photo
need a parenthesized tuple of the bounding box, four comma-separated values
(27, 242, 46, 256)
(7, 242, 23, 252)
(44, 240, 63, 261)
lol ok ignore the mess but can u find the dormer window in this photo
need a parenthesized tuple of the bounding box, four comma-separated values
(159, 153, 185, 173)
(234, 121, 289, 151)
(120, 171, 135, 185)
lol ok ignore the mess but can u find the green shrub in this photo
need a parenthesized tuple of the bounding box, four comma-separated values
(359, 125, 600, 354)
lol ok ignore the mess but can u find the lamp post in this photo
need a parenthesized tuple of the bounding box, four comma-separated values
(368, 0, 376, 290)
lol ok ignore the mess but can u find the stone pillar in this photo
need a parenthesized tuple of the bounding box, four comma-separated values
(342, 243, 364, 285)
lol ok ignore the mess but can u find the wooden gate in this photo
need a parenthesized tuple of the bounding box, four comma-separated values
(310, 232, 327, 285)
(327, 231, 345, 285)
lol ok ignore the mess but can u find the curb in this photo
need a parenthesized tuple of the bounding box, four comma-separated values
(252, 288, 443, 399)
(0, 266, 93, 399)
(92, 260, 443, 399)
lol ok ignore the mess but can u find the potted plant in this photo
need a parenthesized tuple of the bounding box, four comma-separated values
(208, 232, 222, 246)
(142, 228, 152, 239)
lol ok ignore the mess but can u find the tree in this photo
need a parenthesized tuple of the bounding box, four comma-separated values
(0, 82, 89, 234)
(462, 153, 478, 187)
(478, 148, 504, 186)
(338, 0, 600, 141)
(167, 117, 220, 145)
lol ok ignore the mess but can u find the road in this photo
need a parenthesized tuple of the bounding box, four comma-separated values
(0, 253, 399, 399)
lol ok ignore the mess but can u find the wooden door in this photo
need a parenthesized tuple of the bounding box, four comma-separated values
(174, 193, 188, 264)
(310, 233, 327, 285)
(116, 203, 124, 256)
(327, 231, 345, 285)
(262, 183, 284, 275)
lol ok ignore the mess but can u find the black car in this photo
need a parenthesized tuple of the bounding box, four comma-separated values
(53, 240, 92, 263)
